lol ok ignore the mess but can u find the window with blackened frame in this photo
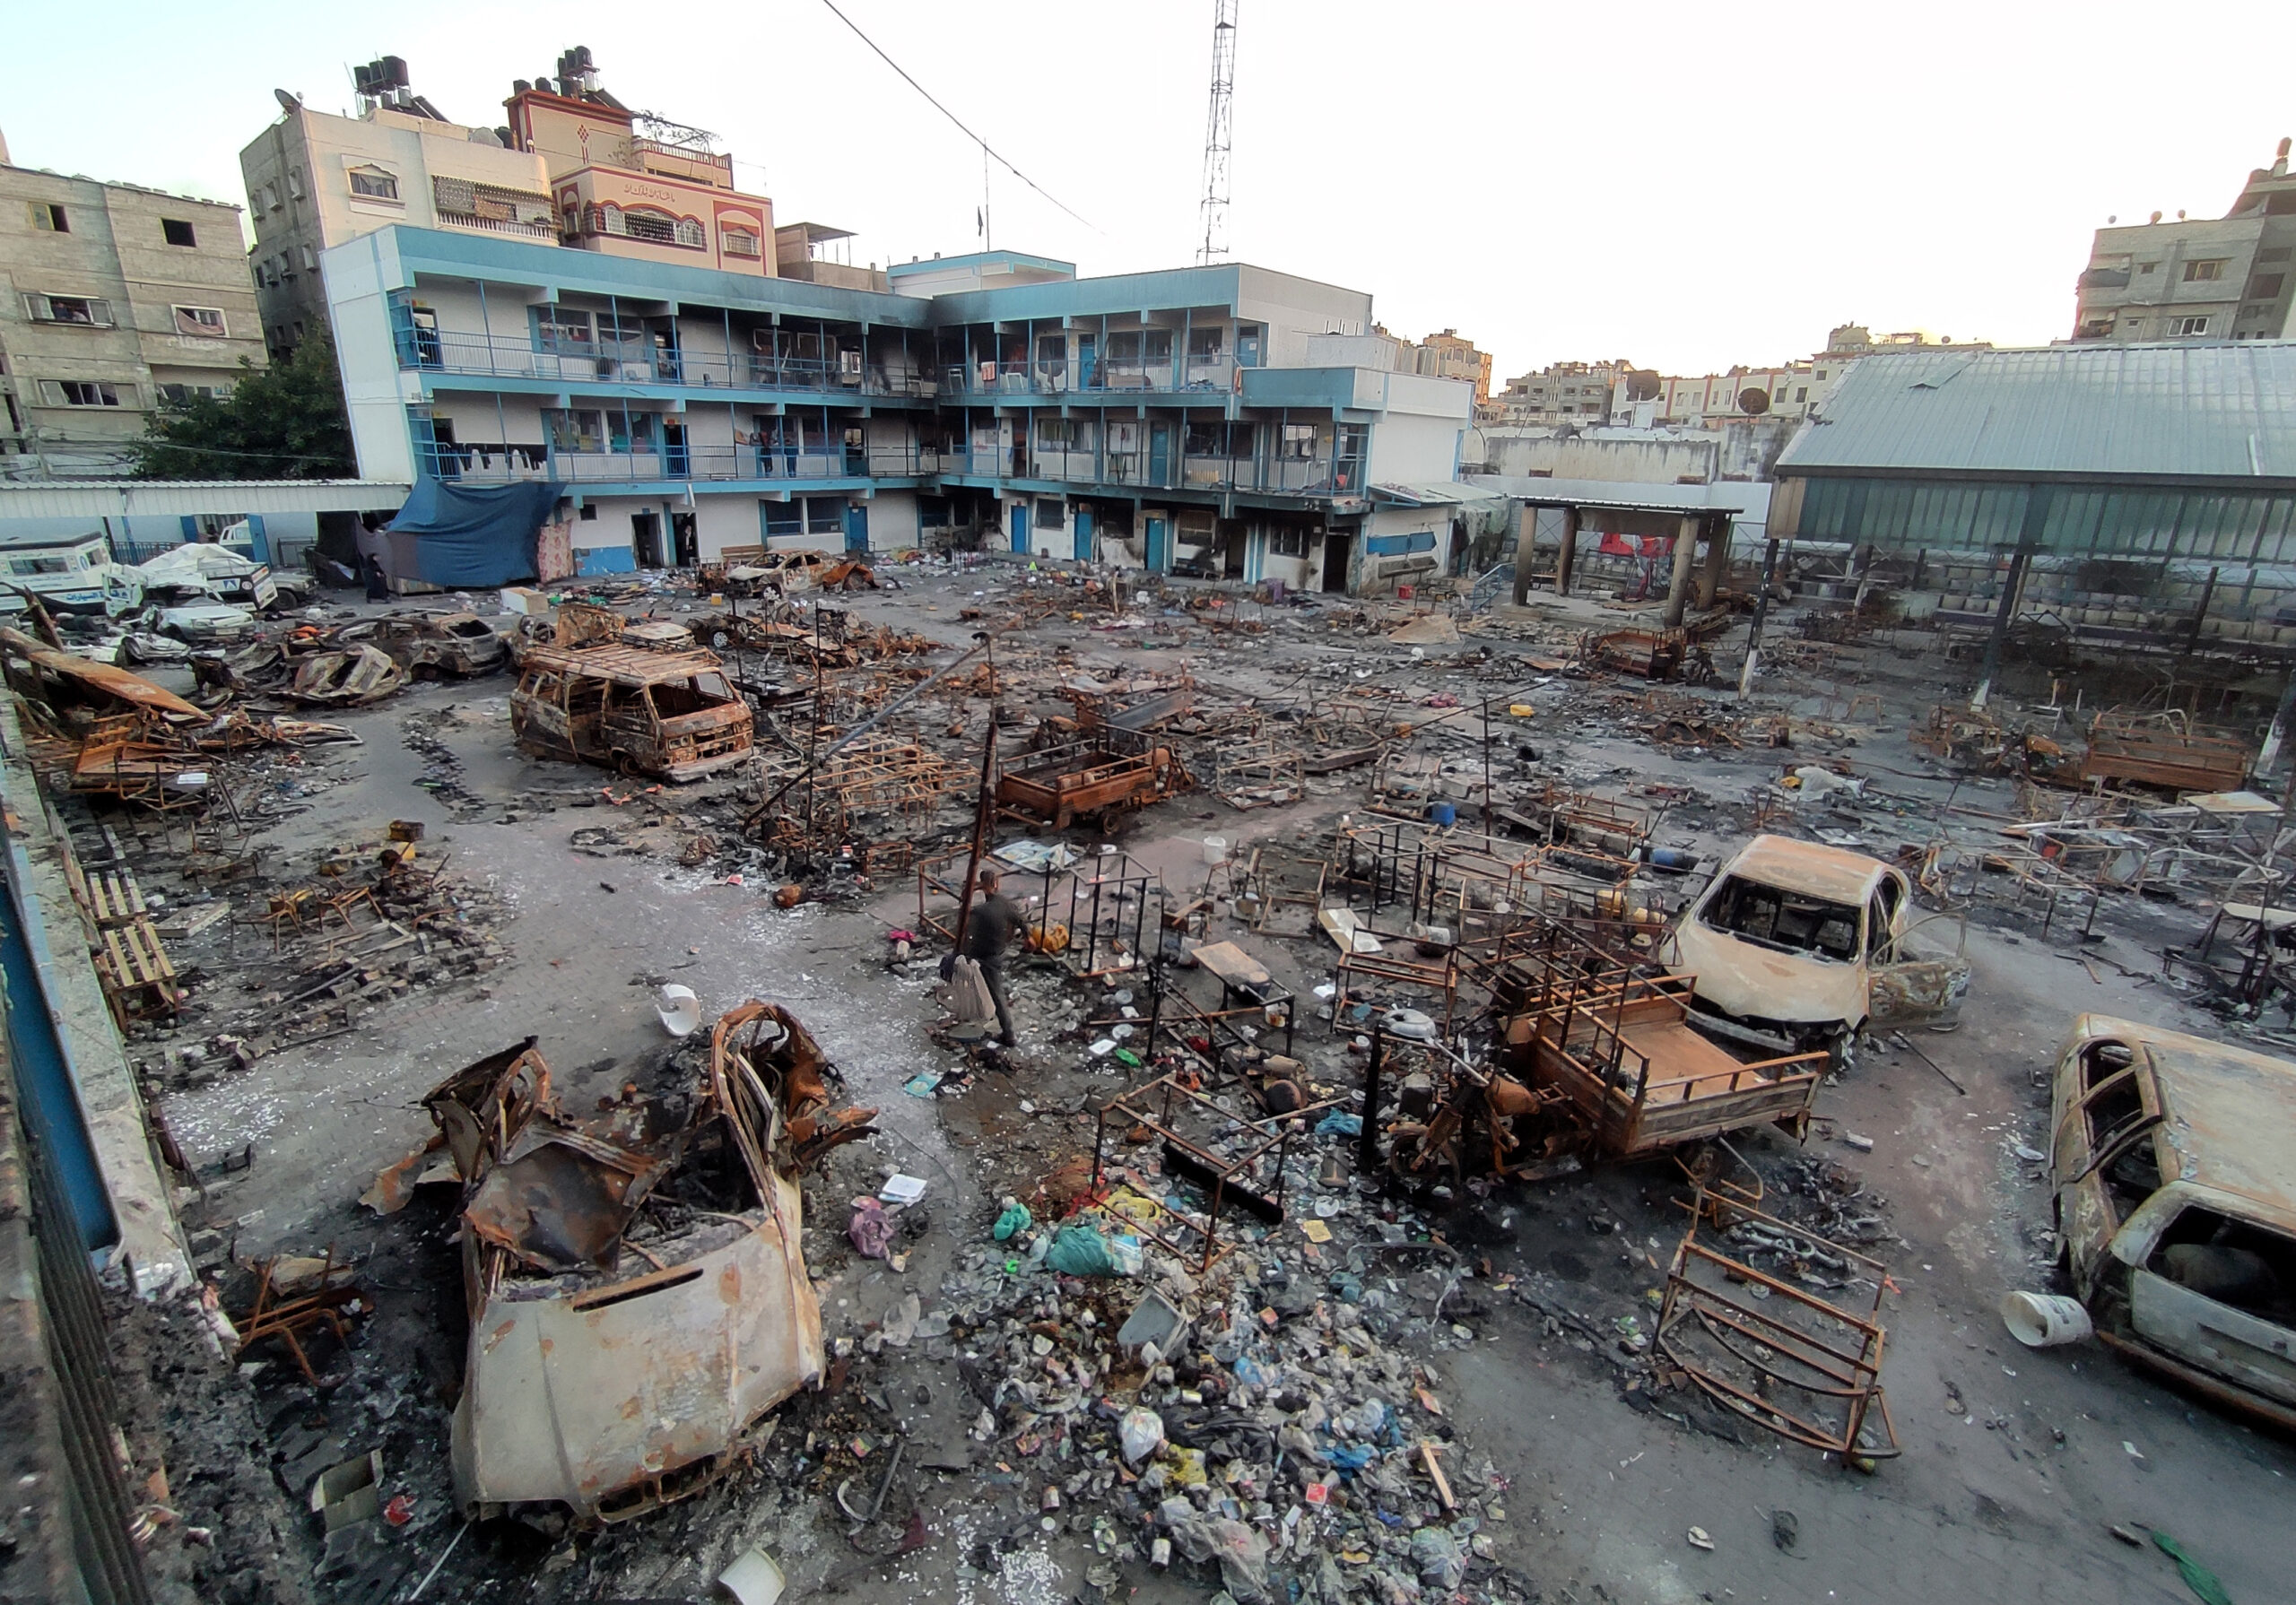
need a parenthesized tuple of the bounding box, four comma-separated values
(161, 218, 196, 247)
(1270, 528, 1307, 558)
(1036, 499, 1065, 532)
(40, 380, 121, 407)
(542, 408, 605, 452)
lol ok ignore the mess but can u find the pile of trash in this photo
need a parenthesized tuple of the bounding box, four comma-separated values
(923, 1155, 1533, 1604)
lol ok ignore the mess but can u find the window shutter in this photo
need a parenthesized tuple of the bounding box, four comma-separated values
(22, 293, 49, 321)
(89, 299, 113, 327)
(37, 380, 64, 406)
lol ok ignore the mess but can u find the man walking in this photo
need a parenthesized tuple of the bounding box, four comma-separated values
(963, 867, 1024, 1048)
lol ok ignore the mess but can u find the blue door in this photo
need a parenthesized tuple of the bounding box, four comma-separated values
(1148, 424, 1172, 485)
(664, 423, 690, 477)
(1073, 508, 1094, 562)
(1011, 503, 1031, 555)
(1076, 336, 1098, 390)
(843, 503, 869, 553)
(1145, 516, 1170, 572)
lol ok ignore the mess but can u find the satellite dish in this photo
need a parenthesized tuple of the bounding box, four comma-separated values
(1737, 387, 1771, 416)
(274, 88, 303, 113)
(1625, 369, 1662, 403)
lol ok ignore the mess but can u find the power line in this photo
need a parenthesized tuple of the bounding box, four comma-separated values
(815, 0, 1100, 235)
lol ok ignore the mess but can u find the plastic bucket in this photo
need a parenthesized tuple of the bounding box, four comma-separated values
(1202, 835, 1229, 865)
(655, 984, 701, 1037)
(1396, 584, 1414, 601)
(2001, 1290, 2093, 1348)
(716, 1547, 786, 1605)
(1428, 802, 1457, 828)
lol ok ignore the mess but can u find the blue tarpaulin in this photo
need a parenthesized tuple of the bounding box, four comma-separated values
(384, 479, 562, 587)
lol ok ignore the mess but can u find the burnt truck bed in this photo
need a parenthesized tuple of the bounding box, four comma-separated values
(996, 733, 1189, 829)
(1505, 973, 1828, 1156)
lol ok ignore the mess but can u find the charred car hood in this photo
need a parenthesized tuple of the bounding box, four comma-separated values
(1670, 917, 1867, 1027)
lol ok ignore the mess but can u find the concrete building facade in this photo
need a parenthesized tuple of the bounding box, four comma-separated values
(2072, 139, 2296, 344)
(324, 227, 1476, 594)
(0, 149, 265, 477)
(241, 84, 557, 358)
(1400, 328, 1492, 401)
(240, 48, 785, 360)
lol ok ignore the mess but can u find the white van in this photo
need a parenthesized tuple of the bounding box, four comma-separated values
(0, 534, 144, 616)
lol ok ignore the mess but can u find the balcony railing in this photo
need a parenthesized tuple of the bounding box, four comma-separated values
(437, 213, 561, 241)
(937, 352, 1243, 399)
(412, 435, 1361, 496)
(396, 329, 930, 396)
(416, 442, 938, 484)
(939, 443, 1361, 496)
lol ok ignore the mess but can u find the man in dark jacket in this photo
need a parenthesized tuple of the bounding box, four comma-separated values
(963, 867, 1024, 1047)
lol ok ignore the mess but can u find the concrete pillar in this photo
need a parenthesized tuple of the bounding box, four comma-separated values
(1662, 515, 1700, 627)
(1695, 517, 1730, 609)
(1511, 508, 1538, 605)
(1554, 507, 1579, 596)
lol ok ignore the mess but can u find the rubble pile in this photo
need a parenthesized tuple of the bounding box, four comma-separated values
(918, 1146, 1533, 1605)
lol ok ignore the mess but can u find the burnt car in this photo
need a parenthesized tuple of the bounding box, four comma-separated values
(369, 1006, 876, 1521)
(1665, 835, 1969, 1059)
(511, 644, 753, 781)
(337, 612, 507, 678)
(2047, 1015, 2296, 1430)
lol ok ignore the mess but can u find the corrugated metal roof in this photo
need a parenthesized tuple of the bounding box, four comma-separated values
(1779, 343, 2296, 482)
(0, 479, 412, 518)
(1369, 482, 1507, 507)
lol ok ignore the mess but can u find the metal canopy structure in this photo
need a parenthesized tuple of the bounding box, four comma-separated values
(1780, 343, 2296, 484)
(0, 479, 412, 521)
(1772, 344, 2296, 564)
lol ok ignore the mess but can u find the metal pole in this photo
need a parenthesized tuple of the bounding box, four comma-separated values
(949, 707, 1000, 959)
(1972, 486, 2051, 713)
(1737, 536, 1780, 700)
(1358, 1025, 1385, 1175)
(1481, 698, 1493, 834)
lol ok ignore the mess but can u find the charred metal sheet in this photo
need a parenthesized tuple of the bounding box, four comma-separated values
(0, 624, 204, 718)
(1869, 958, 1971, 1021)
(1657, 1189, 1900, 1463)
(287, 644, 407, 706)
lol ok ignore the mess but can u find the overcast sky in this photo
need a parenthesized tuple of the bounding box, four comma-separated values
(6, 1, 2292, 378)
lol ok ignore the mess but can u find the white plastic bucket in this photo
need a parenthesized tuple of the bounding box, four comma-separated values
(1202, 835, 1229, 865)
(715, 1547, 786, 1605)
(2001, 1290, 2093, 1349)
(655, 984, 701, 1037)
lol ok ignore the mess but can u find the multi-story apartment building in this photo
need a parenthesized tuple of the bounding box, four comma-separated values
(1402, 329, 1492, 402)
(241, 48, 781, 359)
(325, 227, 1477, 594)
(1, 131, 265, 476)
(1486, 360, 1638, 426)
(2072, 139, 2296, 343)
(241, 62, 557, 359)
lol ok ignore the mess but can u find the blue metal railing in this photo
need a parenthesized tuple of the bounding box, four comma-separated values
(397, 330, 918, 396)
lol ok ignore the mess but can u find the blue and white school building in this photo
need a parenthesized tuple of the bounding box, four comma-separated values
(323, 227, 1489, 593)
